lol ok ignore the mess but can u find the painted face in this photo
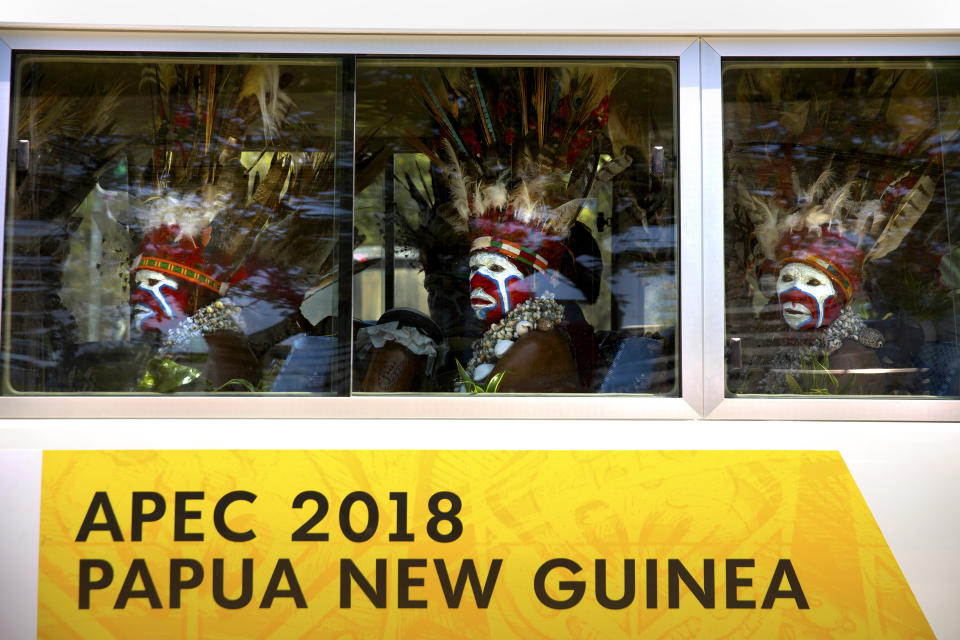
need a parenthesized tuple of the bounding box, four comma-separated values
(776, 262, 842, 330)
(469, 251, 532, 324)
(131, 270, 189, 335)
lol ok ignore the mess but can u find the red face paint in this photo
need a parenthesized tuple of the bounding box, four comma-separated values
(776, 262, 842, 330)
(131, 271, 192, 334)
(469, 251, 533, 325)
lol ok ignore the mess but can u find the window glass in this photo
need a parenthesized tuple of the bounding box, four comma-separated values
(724, 60, 960, 396)
(354, 60, 679, 394)
(3, 54, 349, 394)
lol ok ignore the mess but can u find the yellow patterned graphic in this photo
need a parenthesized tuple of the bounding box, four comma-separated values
(38, 451, 932, 639)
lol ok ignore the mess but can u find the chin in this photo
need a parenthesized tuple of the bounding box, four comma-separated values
(783, 316, 816, 331)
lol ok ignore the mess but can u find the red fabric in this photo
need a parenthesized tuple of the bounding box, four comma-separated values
(132, 224, 255, 333)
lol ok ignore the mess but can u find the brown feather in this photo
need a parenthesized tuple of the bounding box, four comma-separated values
(865, 174, 935, 262)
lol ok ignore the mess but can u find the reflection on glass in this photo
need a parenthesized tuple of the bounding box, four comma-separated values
(355, 61, 679, 394)
(4, 55, 345, 393)
(724, 60, 960, 396)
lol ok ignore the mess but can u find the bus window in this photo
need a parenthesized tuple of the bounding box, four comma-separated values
(4, 54, 349, 394)
(354, 60, 680, 394)
(723, 60, 960, 397)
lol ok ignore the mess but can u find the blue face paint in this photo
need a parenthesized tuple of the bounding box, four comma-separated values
(131, 271, 182, 334)
(779, 286, 823, 329)
(469, 251, 532, 324)
(137, 279, 179, 319)
(776, 262, 841, 331)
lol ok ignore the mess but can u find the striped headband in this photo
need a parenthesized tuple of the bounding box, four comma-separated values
(132, 254, 229, 296)
(471, 236, 549, 274)
(781, 254, 854, 302)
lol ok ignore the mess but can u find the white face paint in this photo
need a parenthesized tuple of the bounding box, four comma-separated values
(468, 251, 528, 323)
(776, 262, 839, 330)
(132, 270, 180, 332)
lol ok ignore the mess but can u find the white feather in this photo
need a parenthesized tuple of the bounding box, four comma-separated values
(254, 66, 293, 140)
(482, 182, 508, 212)
(440, 139, 471, 224)
(804, 208, 831, 234)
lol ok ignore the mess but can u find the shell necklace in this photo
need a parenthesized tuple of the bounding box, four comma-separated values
(757, 306, 884, 393)
(464, 295, 564, 382)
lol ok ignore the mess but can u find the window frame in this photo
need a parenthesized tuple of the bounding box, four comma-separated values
(0, 31, 703, 418)
(700, 37, 960, 421)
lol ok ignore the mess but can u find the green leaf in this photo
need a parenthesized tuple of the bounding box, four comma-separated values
(485, 371, 505, 393)
(211, 378, 259, 393)
(815, 354, 839, 390)
(455, 359, 471, 385)
(784, 373, 804, 394)
(454, 359, 504, 393)
(137, 358, 204, 393)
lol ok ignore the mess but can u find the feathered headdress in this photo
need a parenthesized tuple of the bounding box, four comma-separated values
(128, 64, 345, 311)
(739, 165, 935, 304)
(413, 66, 619, 274)
(130, 64, 292, 284)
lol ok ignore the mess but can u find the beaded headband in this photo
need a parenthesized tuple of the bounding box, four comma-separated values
(471, 236, 549, 274)
(779, 254, 854, 303)
(132, 254, 230, 296)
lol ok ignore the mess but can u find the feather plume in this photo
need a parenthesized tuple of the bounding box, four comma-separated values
(791, 169, 802, 206)
(481, 182, 509, 212)
(138, 191, 223, 241)
(797, 166, 833, 206)
(821, 180, 853, 230)
(440, 138, 470, 229)
(737, 180, 784, 260)
(852, 199, 883, 249)
(247, 65, 292, 140)
(82, 86, 126, 138)
(416, 66, 618, 236)
(782, 212, 803, 234)
(534, 68, 547, 149)
(471, 68, 496, 146)
(517, 68, 529, 137)
(865, 174, 935, 262)
(419, 75, 467, 157)
(406, 63, 620, 283)
(550, 198, 589, 233)
(803, 207, 832, 234)
(509, 181, 537, 224)
(868, 169, 909, 233)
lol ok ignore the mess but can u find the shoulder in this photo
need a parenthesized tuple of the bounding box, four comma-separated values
(829, 338, 886, 395)
(491, 328, 583, 393)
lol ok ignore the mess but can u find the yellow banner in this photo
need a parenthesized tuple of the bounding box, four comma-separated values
(38, 451, 931, 639)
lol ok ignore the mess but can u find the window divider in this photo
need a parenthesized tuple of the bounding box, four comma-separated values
(335, 55, 358, 396)
(698, 39, 725, 417)
(677, 38, 707, 416)
(0, 39, 12, 392)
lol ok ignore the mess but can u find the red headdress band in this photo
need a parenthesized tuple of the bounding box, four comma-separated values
(776, 228, 863, 303)
(132, 254, 229, 296)
(471, 236, 549, 274)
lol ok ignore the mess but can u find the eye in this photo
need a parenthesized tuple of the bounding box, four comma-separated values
(489, 264, 504, 273)
(806, 277, 822, 287)
(780, 274, 794, 283)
